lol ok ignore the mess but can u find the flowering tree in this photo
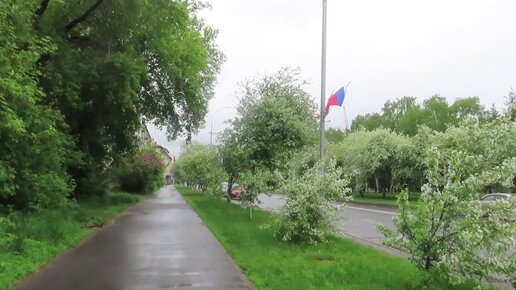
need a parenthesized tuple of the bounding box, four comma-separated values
(239, 169, 271, 220)
(379, 147, 516, 286)
(275, 160, 352, 244)
(172, 143, 225, 192)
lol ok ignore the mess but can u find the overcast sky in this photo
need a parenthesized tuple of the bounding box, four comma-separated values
(149, 0, 516, 157)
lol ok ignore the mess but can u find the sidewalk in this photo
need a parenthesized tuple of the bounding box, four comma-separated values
(11, 186, 255, 290)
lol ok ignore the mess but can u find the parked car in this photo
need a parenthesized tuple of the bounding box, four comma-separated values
(230, 184, 245, 200)
(480, 193, 515, 203)
(480, 193, 515, 221)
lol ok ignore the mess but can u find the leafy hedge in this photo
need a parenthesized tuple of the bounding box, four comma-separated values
(114, 148, 164, 194)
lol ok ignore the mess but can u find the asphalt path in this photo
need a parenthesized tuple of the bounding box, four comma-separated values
(11, 186, 255, 290)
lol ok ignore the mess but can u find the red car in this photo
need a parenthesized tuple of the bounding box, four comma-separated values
(230, 184, 245, 199)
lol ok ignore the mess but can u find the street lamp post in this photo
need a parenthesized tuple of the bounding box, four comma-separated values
(320, 0, 327, 162)
(210, 106, 232, 145)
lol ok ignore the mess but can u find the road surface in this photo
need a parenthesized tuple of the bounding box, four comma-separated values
(11, 186, 255, 290)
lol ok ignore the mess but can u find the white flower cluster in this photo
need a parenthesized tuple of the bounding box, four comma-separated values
(274, 159, 352, 244)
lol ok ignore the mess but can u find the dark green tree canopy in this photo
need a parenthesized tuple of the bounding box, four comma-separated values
(1, 0, 223, 206)
(351, 95, 491, 136)
(33, 0, 222, 194)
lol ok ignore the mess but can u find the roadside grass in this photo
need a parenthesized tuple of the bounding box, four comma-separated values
(0, 191, 144, 290)
(351, 191, 421, 206)
(177, 186, 477, 290)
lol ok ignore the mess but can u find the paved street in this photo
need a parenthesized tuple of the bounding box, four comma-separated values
(11, 186, 255, 290)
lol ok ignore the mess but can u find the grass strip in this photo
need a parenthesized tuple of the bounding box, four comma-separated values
(352, 192, 420, 206)
(0, 191, 144, 290)
(177, 186, 476, 290)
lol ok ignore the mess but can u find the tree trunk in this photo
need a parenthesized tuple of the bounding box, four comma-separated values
(226, 175, 234, 202)
(375, 177, 380, 194)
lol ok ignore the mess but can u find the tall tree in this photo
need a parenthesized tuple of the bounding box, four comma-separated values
(228, 68, 318, 172)
(0, 1, 75, 209)
(31, 0, 223, 195)
(505, 89, 516, 121)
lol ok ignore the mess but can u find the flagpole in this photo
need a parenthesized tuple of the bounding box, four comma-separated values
(319, 0, 327, 163)
(343, 106, 349, 130)
(343, 81, 351, 130)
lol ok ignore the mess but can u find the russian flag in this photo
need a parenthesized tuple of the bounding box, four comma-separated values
(324, 86, 346, 115)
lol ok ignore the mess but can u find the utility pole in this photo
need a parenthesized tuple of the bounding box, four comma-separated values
(320, 0, 327, 162)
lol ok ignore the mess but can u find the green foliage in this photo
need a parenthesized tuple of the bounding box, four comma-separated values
(351, 95, 491, 136)
(0, 1, 76, 210)
(379, 148, 516, 286)
(328, 118, 516, 199)
(114, 147, 164, 194)
(32, 0, 222, 195)
(327, 129, 419, 195)
(325, 128, 346, 143)
(0, 217, 15, 250)
(227, 68, 318, 173)
(172, 143, 225, 191)
(178, 186, 474, 290)
(239, 169, 271, 220)
(274, 160, 352, 244)
(505, 89, 516, 121)
(219, 130, 248, 194)
(1, 0, 220, 208)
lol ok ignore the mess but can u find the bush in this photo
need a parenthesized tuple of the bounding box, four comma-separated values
(114, 148, 164, 194)
(274, 160, 352, 244)
(0, 217, 15, 250)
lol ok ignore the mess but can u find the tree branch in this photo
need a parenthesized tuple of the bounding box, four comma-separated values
(35, 0, 50, 17)
(64, 0, 103, 33)
(68, 35, 99, 47)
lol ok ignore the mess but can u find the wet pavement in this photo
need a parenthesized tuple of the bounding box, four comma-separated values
(11, 186, 255, 290)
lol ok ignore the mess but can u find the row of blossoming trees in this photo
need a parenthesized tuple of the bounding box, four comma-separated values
(172, 68, 515, 287)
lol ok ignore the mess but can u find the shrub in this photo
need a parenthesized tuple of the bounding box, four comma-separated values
(274, 160, 352, 244)
(115, 149, 164, 194)
(0, 217, 15, 250)
(239, 169, 271, 220)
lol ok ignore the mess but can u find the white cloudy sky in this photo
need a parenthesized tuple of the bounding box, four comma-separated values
(149, 0, 516, 157)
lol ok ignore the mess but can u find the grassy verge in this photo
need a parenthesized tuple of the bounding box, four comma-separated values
(177, 186, 475, 290)
(351, 191, 421, 206)
(0, 191, 144, 290)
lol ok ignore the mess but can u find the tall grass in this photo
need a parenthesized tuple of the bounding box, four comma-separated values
(0, 191, 143, 290)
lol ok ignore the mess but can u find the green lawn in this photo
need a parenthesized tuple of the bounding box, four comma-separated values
(177, 186, 474, 290)
(351, 191, 421, 206)
(0, 191, 144, 290)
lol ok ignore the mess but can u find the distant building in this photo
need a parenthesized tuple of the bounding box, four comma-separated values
(137, 123, 173, 168)
(155, 144, 172, 166)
